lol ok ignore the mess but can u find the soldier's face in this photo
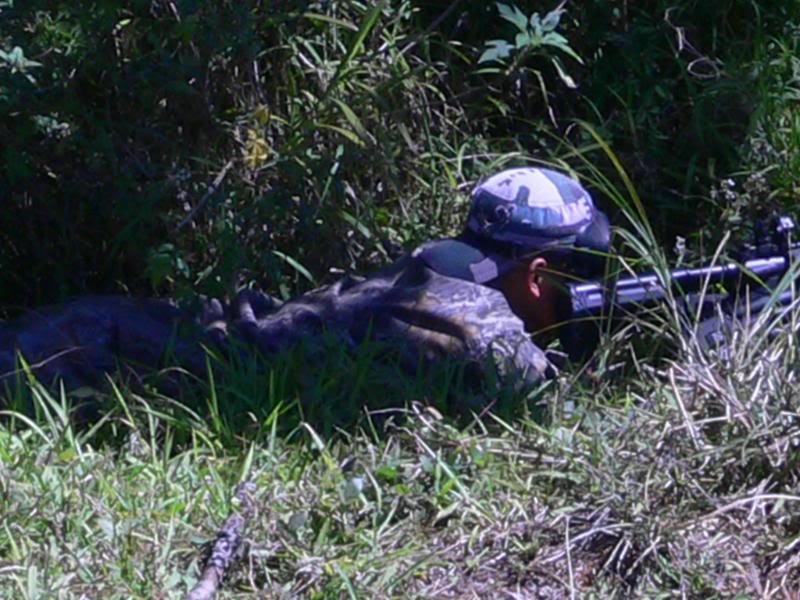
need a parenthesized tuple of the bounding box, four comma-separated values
(497, 258, 563, 342)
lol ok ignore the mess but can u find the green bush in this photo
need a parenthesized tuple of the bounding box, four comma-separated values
(0, 0, 797, 314)
(1, 1, 503, 309)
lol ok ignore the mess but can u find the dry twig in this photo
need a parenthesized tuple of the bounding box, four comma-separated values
(185, 481, 256, 600)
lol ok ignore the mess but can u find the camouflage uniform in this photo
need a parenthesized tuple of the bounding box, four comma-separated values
(0, 167, 610, 394)
(0, 250, 550, 393)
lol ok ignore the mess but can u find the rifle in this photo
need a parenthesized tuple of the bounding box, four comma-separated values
(559, 215, 800, 362)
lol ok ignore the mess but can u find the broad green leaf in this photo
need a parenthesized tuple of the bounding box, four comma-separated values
(253, 104, 271, 126)
(433, 501, 461, 525)
(288, 511, 309, 531)
(0, 46, 41, 70)
(542, 32, 584, 64)
(491, 39, 514, 58)
(478, 47, 500, 64)
(375, 465, 400, 482)
(58, 448, 76, 462)
(497, 3, 528, 33)
(146, 244, 179, 287)
(27, 564, 39, 598)
(529, 12, 543, 37)
(541, 8, 564, 32)
(238, 443, 255, 483)
(515, 32, 532, 50)
(478, 40, 514, 64)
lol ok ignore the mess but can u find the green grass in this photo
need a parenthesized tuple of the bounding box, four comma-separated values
(2, 287, 799, 598)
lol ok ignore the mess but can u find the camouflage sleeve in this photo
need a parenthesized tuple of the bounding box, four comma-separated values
(0, 288, 296, 392)
(419, 266, 554, 389)
(368, 258, 555, 392)
(0, 296, 219, 391)
(485, 331, 555, 390)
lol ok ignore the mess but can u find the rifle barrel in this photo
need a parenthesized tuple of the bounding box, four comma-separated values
(560, 214, 799, 361)
(570, 256, 789, 318)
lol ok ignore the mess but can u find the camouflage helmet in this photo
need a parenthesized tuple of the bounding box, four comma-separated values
(416, 167, 610, 284)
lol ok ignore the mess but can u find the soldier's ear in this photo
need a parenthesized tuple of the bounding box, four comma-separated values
(527, 257, 548, 299)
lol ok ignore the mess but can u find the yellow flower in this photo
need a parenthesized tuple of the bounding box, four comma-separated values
(244, 128, 270, 168)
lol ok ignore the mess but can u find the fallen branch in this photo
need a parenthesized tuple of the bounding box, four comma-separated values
(185, 481, 256, 600)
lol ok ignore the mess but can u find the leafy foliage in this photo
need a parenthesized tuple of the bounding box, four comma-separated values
(0, 0, 796, 313)
(479, 2, 582, 91)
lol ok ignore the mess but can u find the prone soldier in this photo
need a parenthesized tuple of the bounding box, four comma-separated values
(0, 167, 610, 394)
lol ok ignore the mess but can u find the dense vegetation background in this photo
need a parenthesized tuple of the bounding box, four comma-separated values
(2, 1, 800, 598)
(1, 0, 797, 312)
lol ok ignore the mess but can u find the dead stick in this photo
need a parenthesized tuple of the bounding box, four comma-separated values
(185, 481, 256, 600)
(178, 160, 234, 230)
